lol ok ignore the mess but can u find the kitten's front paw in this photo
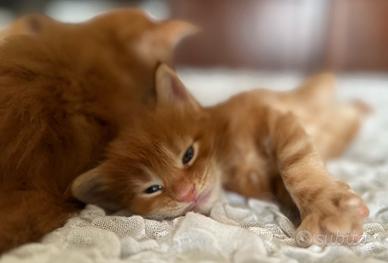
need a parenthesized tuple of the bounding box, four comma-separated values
(295, 182, 369, 247)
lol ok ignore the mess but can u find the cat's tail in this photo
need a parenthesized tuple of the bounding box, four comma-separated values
(294, 72, 336, 106)
(293, 73, 372, 159)
(294, 73, 373, 115)
(0, 189, 79, 254)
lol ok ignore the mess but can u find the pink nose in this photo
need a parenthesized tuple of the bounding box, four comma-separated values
(174, 184, 197, 202)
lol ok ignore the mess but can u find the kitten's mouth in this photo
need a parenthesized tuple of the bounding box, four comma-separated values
(183, 188, 214, 214)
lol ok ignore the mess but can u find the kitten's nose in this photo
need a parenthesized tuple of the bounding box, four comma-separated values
(174, 184, 197, 203)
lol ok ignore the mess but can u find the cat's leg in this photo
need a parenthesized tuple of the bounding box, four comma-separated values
(263, 107, 369, 247)
(308, 100, 371, 159)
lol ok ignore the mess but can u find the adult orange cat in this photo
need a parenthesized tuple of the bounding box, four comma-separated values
(0, 10, 196, 253)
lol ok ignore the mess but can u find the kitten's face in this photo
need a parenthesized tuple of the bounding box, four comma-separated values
(72, 65, 222, 219)
(105, 107, 220, 219)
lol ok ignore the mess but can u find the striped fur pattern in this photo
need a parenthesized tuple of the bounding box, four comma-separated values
(210, 74, 370, 246)
(0, 13, 369, 251)
(81, 65, 369, 247)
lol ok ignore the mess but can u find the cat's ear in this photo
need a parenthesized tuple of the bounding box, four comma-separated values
(71, 165, 119, 211)
(155, 63, 200, 110)
(132, 20, 198, 65)
(154, 20, 199, 48)
(2, 14, 53, 36)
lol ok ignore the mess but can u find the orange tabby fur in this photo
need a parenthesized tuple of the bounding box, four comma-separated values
(72, 65, 368, 247)
(209, 74, 370, 245)
(0, 10, 195, 253)
(0, 11, 368, 253)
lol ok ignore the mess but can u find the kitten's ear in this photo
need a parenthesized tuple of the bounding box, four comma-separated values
(132, 20, 198, 65)
(155, 20, 199, 48)
(155, 63, 200, 110)
(71, 166, 119, 211)
(2, 14, 53, 37)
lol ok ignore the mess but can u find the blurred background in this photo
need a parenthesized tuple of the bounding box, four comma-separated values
(0, 0, 387, 73)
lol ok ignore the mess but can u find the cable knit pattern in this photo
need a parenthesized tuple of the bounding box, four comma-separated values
(2, 71, 388, 263)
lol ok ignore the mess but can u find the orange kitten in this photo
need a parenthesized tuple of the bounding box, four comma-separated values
(0, 10, 195, 253)
(0, 10, 368, 253)
(73, 65, 369, 247)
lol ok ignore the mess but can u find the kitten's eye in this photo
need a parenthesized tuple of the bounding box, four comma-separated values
(182, 145, 194, 166)
(144, 185, 163, 194)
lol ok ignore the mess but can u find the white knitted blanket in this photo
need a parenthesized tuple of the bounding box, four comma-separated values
(2, 70, 388, 263)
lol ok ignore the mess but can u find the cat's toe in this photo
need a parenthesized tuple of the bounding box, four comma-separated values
(296, 215, 364, 247)
(295, 187, 368, 247)
(341, 195, 369, 218)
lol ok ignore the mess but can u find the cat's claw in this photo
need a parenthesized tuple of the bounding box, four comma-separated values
(295, 183, 369, 247)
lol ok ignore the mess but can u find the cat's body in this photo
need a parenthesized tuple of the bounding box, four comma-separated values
(0, 10, 196, 252)
(0, 10, 368, 254)
(210, 76, 369, 229)
(212, 76, 365, 199)
(80, 65, 368, 247)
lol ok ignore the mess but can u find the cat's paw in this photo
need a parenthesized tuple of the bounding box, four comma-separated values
(295, 182, 369, 247)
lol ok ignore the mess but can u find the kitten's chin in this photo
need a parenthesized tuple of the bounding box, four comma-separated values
(191, 184, 223, 215)
(192, 202, 213, 215)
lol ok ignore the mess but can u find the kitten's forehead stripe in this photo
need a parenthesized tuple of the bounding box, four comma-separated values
(161, 136, 189, 156)
(140, 166, 157, 181)
(160, 141, 189, 169)
(161, 144, 176, 161)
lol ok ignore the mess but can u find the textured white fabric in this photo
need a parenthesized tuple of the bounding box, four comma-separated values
(2, 70, 388, 263)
